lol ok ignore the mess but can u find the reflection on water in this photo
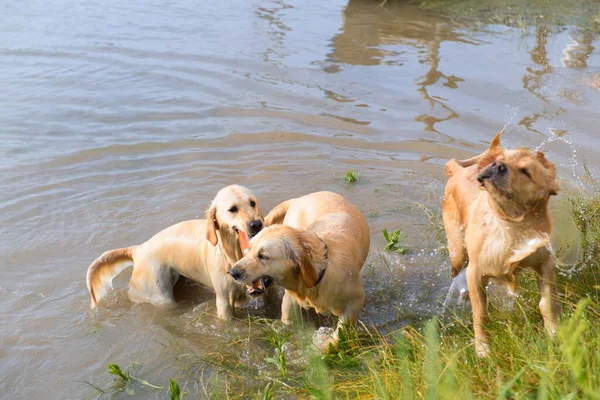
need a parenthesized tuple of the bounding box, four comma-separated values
(1, 0, 600, 397)
(329, 0, 475, 135)
(562, 30, 595, 68)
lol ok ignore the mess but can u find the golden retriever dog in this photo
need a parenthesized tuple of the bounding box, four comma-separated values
(86, 184, 266, 319)
(229, 191, 370, 351)
(442, 132, 560, 356)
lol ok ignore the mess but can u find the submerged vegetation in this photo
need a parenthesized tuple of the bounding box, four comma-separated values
(88, 188, 600, 399)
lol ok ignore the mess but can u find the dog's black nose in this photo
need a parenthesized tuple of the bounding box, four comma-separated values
(478, 160, 507, 184)
(229, 267, 243, 281)
(248, 219, 263, 235)
(489, 160, 507, 174)
(478, 169, 492, 184)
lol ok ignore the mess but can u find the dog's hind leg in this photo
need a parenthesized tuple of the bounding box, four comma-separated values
(534, 256, 559, 335)
(128, 259, 176, 305)
(442, 197, 467, 277)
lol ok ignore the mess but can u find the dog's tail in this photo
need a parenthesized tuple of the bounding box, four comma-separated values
(445, 130, 503, 176)
(265, 198, 295, 226)
(86, 247, 135, 308)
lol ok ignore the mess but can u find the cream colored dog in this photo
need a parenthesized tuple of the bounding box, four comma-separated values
(86, 185, 265, 319)
(442, 132, 560, 356)
(229, 191, 370, 351)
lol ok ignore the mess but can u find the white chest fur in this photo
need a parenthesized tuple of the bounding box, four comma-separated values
(467, 197, 549, 279)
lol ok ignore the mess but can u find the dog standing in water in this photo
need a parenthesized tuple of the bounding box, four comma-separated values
(86, 185, 267, 319)
(229, 191, 370, 351)
(442, 132, 560, 356)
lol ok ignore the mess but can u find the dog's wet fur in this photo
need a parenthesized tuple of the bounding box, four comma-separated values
(443, 131, 560, 356)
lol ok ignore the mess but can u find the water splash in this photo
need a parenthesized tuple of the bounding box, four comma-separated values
(501, 107, 520, 132)
(443, 268, 520, 314)
(534, 131, 584, 187)
(443, 268, 471, 314)
(546, 240, 582, 276)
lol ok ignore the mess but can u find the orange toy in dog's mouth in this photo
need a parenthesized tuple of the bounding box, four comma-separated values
(238, 230, 250, 255)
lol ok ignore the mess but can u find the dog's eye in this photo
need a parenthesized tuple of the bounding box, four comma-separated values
(228, 206, 238, 213)
(250, 200, 256, 208)
(258, 251, 268, 260)
(520, 168, 531, 178)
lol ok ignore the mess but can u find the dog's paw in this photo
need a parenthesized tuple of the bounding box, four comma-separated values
(475, 340, 491, 358)
(313, 327, 338, 353)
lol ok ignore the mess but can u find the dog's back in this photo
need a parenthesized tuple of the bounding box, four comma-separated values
(277, 191, 370, 267)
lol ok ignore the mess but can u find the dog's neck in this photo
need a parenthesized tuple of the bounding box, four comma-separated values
(485, 192, 549, 223)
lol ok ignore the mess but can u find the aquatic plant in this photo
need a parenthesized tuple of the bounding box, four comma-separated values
(344, 169, 357, 183)
(383, 228, 408, 254)
(265, 328, 290, 378)
(169, 378, 182, 400)
(107, 363, 163, 395)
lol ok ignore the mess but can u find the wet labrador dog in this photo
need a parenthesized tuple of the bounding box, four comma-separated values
(86, 184, 265, 319)
(229, 191, 370, 351)
(442, 132, 560, 356)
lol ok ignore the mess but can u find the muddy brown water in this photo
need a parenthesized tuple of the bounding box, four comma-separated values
(1, 0, 600, 397)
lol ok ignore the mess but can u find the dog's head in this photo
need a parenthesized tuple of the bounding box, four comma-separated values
(228, 225, 329, 296)
(476, 134, 559, 220)
(205, 185, 264, 264)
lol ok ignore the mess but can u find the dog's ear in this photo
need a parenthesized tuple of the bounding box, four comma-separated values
(298, 251, 319, 288)
(535, 151, 559, 195)
(205, 206, 219, 246)
(301, 231, 329, 263)
(456, 130, 504, 170)
(297, 231, 328, 288)
(477, 130, 504, 170)
(489, 130, 503, 151)
(535, 151, 554, 170)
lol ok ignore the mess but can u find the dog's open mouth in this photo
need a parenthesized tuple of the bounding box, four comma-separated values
(246, 276, 273, 297)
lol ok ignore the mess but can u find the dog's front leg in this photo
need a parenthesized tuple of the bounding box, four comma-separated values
(214, 290, 234, 320)
(534, 256, 559, 335)
(281, 290, 300, 325)
(466, 263, 490, 357)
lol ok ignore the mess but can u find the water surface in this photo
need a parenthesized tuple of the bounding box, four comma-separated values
(1, 0, 600, 397)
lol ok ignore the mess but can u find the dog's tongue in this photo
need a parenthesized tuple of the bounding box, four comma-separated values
(238, 230, 250, 255)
